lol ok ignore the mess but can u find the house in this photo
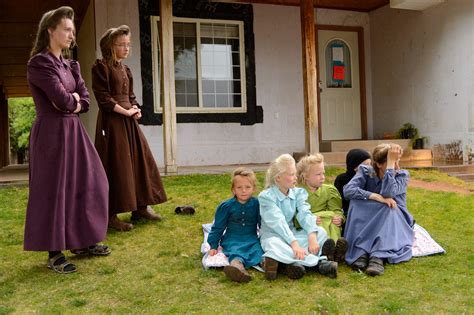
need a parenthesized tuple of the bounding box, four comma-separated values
(1, 0, 472, 172)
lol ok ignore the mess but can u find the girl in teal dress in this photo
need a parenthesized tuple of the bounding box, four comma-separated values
(207, 168, 263, 283)
(296, 154, 348, 263)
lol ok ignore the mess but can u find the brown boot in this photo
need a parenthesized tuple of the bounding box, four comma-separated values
(131, 206, 162, 221)
(264, 257, 279, 280)
(108, 214, 133, 231)
(223, 259, 251, 283)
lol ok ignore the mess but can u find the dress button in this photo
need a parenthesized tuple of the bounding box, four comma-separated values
(242, 223, 245, 226)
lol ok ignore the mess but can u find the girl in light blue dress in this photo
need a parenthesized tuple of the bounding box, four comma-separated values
(259, 154, 338, 280)
(207, 168, 263, 283)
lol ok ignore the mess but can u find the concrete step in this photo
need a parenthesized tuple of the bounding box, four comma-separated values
(326, 139, 411, 153)
(436, 164, 474, 174)
(448, 173, 474, 181)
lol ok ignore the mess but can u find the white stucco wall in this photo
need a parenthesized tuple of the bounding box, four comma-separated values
(370, 0, 474, 154)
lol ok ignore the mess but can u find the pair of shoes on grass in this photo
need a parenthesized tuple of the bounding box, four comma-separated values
(175, 205, 195, 215)
(351, 253, 384, 276)
(321, 238, 348, 263)
(131, 206, 163, 221)
(108, 214, 134, 231)
(48, 245, 111, 274)
(263, 258, 309, 280)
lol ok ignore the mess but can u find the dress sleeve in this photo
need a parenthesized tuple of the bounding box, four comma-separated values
(294, 188, 319, 235)
(258, 190, 297, 244)
(327, 185, 344, 219)
(27, 54, 77, 112)
(379, 169, 409, 197)
(69, 60, 90, 113)
(91, 61, 119, 112)
(207, 201, 230, 249)
(125, 66, 140, 107)
(343, 166, 373, 200)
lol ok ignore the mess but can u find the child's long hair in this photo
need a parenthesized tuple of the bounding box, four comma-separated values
(296, 153, 324, 185)
(372, 143, 394, 175)
(30, 6, 75, 58)
(265, 154, 295, 189)
(99, 25, 131, 66)
(231, 167, 257, 190)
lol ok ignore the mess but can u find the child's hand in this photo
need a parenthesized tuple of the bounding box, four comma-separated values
(291, 241, 307, 260)
(316, 216, 322, 225)
(332, 216, 342, 227)
(208, 249, 218, 256)
(307, 233, 320, 255)
(371, 193, 397, 208)
(127, 106, 140, 117)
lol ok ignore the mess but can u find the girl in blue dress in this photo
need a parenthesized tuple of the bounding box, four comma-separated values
(259, 154, 338, 280)
(344, 144, 415, 276)
(207, 168, 264, 283)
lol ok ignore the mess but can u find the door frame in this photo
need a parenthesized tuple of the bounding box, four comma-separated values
(316, 24, 368, 141)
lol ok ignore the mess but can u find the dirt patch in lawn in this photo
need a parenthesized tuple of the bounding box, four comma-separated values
(409, 179, 474, 194)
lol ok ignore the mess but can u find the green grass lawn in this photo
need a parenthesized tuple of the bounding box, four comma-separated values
(0, 168, 473, 314)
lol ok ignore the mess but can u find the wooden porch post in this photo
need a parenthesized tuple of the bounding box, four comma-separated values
(0, 89, 9, 168)
(300, 0, 319, 153)
(160, 0, 178, 174)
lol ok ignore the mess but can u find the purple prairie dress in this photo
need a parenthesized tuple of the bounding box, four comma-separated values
(24, 50, 109, 251)
(343, 164, 414, 265)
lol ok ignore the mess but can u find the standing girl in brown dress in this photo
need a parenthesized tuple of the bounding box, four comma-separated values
(92, 25, 167, 231)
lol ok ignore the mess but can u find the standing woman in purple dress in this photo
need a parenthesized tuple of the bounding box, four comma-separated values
(92, 25, 167, 231)
(25, 6, 110, 274)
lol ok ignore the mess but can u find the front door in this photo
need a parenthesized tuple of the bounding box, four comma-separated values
(318, 28, 363, 140)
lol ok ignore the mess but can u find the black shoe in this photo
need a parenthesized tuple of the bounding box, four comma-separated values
(317, 260, 338, 278)
(334, 238, 348, 263)
(351, 253, 369, 271)
(365, 257, 384, 276)
(279, 263, 306, 280)
(264, 257, 279, 280)
(321, 239, 336, 261)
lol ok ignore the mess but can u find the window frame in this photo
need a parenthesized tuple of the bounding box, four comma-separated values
(150, 16, 247, 114)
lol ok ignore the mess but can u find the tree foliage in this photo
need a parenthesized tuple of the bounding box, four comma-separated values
(8, 97, 36, 153)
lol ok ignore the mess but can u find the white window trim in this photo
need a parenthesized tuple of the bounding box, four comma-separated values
(150, 16, 247, 114)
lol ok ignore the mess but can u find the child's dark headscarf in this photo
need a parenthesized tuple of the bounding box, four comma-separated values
(334, 149, 371, 215)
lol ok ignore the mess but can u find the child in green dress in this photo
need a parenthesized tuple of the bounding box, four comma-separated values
(296, 154, 347, 262)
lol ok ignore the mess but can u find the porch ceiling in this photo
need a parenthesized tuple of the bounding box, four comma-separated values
(0, 0, 90, 99)
(0, 0, 387, 100)
(214, 0, 389, 12)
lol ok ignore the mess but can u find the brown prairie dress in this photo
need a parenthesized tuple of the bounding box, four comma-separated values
(91, 59, 167, 215)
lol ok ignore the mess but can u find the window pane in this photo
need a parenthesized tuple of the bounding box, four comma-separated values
(215, 80, 228, 94)
(202, 80, 215, 93)
(174, 22, 198, 107)
(200, 22, 243, 109)
(216, 94, 229, 107)
(325, 39, 352, 88)
(203, 94, 216, 108)
(176, 94, 186, 107)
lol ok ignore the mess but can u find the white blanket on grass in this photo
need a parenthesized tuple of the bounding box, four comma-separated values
(201, 223, 445, 269)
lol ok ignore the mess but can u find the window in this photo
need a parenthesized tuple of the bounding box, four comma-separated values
(151, 17, 246, 113)
(325, 39, 352, 88)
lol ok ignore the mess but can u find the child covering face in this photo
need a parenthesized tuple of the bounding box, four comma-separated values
(343, 143, 414, 276)
(207, 168, 263, 283)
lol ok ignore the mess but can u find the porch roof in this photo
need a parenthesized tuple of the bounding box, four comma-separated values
(0, 0, 387, 99)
